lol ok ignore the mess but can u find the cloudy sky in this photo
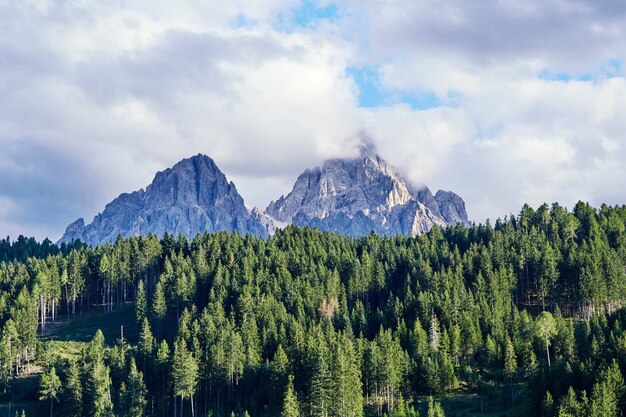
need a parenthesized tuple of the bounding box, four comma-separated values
(1, 0, 626, 241)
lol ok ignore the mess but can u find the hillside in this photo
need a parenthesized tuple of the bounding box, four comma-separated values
(1, 202, 625, 416)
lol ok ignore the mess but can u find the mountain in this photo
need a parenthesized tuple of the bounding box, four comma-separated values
(58, 154, 268, 245)
(265, 146, 469, 236)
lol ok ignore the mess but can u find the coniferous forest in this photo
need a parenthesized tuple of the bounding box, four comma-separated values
(2, 202, 626, 416)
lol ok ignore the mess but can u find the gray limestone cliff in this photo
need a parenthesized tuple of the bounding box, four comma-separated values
(265, 147, 469, 236)
(59, 148, 469, 244)
(58, 154, 268, 245)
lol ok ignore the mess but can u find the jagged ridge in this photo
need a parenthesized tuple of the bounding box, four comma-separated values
(58, 154, 268, 245)
(265, 146, 469, 236)
(59, 148, 469, 245)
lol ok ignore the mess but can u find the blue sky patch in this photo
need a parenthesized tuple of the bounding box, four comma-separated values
(292, 0, 339, 27)
(347, 66, 442, 110)
(272, 1, 339, 32)
(232, 13, 257, 29)
(539, 58, 623, 83)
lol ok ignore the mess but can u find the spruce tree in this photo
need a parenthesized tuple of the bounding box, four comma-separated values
(122, 358, 147, 417)
(39, 366, 61, 417)
(84, 331, 113, 417)
(427, 396, 446, 417)
(135, 280, 147, 323)
(503, 336, 517, 405)
(171, 338, 198, 417)
(152, 280, 167, 325)
(281, 374, 300, 417)
(138, 317, 154, 369)
(62, 359, 82, 417)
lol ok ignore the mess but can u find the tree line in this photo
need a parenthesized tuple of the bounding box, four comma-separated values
(0, 201, 625, 416)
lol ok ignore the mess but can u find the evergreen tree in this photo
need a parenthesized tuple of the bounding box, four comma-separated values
(62, 359, 82, 417)
(429, 313, 440, 352)
(135, 280, 147, 323)
(39, 366, 61, 417)
(503, 336, 517, 404)
(138, 317, 154, 368)
(171, 338, 198, 417)
(121, 358, 147, 417)
(84, 331, 113, 417)
(155, 339, 171, 415)
(281, 374, 300, 417)
(427, 396, 446, 417)
(152, 280, 167, 323)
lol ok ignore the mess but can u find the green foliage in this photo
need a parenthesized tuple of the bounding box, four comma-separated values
(39, 366, 61, 415)
(135, 280, 147, 323)
(61, 359, 82, 417)
(427, 396, 446, 417)
(171, 337, 198, 407)
(281, 375, 300, 417)
(120, 358, 147, 417)
(2, 203, 626, 416)
(536, 311, 557, 367)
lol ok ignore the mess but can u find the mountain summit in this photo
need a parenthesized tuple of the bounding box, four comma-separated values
(265, 146, 468, 236)
(59, 149, 469, 245)
(58, 154, 268, 245)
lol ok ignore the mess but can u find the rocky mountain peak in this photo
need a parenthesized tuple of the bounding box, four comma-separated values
(265, 148, 469, 236)
(59, 149, 469, 245)
(58, 154, 267, 246)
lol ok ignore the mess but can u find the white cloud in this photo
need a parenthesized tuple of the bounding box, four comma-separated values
(1, 0, 626, 239)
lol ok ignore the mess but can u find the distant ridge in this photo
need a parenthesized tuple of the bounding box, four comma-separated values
(265, 145, 469, 236)
(59, 148, 469, 245)
(58, 154, 268, 245)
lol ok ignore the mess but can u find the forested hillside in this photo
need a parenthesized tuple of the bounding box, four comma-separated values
(1, 201, 626, 416)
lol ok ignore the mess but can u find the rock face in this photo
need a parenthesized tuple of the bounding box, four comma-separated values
(58, 154, 268, 245)
(59, 149, 469, 245)
(265, 146, 469, 236)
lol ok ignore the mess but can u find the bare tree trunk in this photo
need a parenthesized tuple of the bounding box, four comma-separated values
(64, 285, 69, 320)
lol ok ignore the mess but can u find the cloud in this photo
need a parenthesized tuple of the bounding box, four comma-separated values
(1, 0, 626, 240)
(0, 0, 361, 240)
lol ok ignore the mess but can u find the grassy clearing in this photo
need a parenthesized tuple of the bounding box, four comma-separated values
(43, 304, 138, 345)
(412, 382, 532, 417)
(0, 307, 139, 414)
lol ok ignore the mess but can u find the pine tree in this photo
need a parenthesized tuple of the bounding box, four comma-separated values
(152, 280, 167, 323)
(62, 359, 82, 417)
(427, 396, 446, 417)
(588, 381, 617, 417)
(84, 331, 113, 417)
(308, 330, 330, 417)
(39, 366, 61, 417)
(138, 317, 154, 369)
(271, 345, 290, 406)
(135, 280, 147, 323)
(557, 387, 582, 417)
(121, 358, 147, 417)
(155, 340, 170, 415)
(503, 336, 517, 405)
(329, 334, 363, 417)
(89, 360, 113, 417)
(281, 374, 300, 417)
(438, 351, 456, 392)
(172, 338, 198, 417)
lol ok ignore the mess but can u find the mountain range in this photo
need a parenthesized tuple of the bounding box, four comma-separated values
(59, 147, 468, 245)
